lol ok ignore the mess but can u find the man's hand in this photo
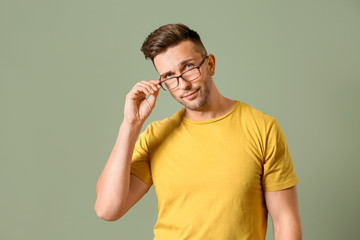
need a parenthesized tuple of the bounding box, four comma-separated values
(124, 80, 162, 125)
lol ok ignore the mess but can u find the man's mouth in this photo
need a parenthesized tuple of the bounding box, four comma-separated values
(182, 88, 200, 99)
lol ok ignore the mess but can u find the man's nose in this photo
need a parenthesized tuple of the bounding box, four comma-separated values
(178, 77, 191, 90)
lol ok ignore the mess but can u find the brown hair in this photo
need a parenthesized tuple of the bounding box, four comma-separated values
(140, 23, 207, 62)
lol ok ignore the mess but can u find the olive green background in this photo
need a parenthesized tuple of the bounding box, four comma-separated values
(1, 0, 359, 239)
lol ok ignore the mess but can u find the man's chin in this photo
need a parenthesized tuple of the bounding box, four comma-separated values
(179, 98, 208, 111)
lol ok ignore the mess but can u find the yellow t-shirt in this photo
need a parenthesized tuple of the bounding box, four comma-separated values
(130, 100, 299, 240)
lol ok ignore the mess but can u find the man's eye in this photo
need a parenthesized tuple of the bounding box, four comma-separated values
(185, 64, 194, 69)
(165, 73, 173, 79)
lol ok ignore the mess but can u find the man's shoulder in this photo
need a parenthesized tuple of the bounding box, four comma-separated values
(235, 101, 281, 140)
(237, 100, 276, 124)
(146, 108, 183, 132)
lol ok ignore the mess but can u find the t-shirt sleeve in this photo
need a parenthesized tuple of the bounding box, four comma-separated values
(130, 127, 153, 188)
(262, 118, 299, 191)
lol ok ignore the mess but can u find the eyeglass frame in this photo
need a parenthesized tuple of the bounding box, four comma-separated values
(159, 55, 209, 91)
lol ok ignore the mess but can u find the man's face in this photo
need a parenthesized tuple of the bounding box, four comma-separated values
(154, 40, 214, 111)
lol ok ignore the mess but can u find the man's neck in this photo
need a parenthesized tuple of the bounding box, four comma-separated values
(183, 87, 236, 121)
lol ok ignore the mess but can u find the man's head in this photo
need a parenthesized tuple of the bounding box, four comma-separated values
(141, 24, 216, 111)
(141, 23, 207, 63)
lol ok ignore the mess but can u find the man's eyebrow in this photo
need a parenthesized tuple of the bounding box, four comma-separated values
(160, 58, 196, 77)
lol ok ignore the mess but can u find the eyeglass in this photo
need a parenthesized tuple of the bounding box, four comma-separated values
(159, 55, 208, 91)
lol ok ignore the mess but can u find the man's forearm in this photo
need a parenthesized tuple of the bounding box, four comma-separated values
(94, 121, 142, 220)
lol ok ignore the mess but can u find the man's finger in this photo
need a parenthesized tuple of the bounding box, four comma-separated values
(141, 80, 161, 92)
(147, 87, 160, 107)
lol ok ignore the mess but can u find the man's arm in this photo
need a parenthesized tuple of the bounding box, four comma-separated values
(265, 185, 302, 240)
(94, 80, 161, 221)
(95, 122, 143, 221)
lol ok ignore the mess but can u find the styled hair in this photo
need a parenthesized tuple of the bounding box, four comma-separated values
(140, 23, 207, 62)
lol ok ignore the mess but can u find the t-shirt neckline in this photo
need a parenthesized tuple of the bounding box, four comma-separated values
(180, 101, 240, 125)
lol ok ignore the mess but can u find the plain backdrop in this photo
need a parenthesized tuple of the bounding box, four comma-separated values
(1, 0, 359, 239)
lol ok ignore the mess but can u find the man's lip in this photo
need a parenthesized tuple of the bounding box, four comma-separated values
(182, 89, 199, 98)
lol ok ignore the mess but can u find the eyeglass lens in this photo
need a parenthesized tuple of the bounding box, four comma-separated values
(162, 68, 200, 90)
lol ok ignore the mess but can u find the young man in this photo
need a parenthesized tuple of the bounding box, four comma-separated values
(95, 23, 302, 240)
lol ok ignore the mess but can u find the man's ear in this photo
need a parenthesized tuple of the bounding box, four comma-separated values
(207, 54, 215, 76)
